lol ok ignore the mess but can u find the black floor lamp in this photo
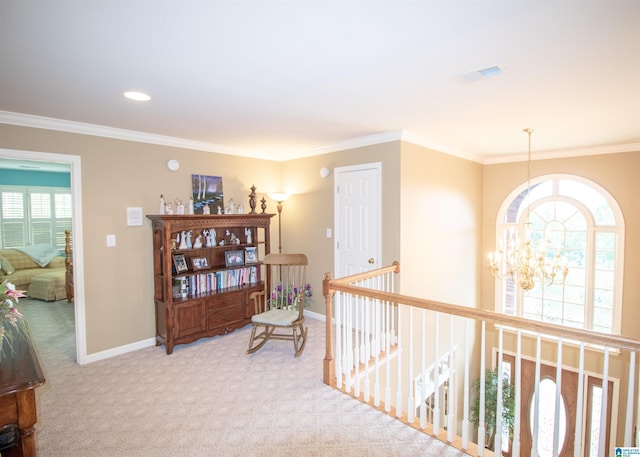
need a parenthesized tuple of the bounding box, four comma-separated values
(267, 192, 291, 253)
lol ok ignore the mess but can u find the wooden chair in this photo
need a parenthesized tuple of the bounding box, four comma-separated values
(247, 253, 308, 356)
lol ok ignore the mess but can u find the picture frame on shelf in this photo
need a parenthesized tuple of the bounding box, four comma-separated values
(191, 257, 209, 271)
(225, 250, 244, 267)
(244, 246, 258, 264)
(172, 254, 188, 273)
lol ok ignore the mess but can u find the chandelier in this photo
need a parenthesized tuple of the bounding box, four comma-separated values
(488, 128, 569, 291)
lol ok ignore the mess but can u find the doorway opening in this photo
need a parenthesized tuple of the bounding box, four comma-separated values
(0, 149, 85, 363)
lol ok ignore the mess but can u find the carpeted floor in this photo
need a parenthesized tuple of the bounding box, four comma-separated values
(17, 298, 467, 457)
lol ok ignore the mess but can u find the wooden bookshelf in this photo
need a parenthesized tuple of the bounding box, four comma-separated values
(146, 214, 273, 354)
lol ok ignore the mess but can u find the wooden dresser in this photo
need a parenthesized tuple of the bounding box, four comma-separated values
(0, 329, 45, 457)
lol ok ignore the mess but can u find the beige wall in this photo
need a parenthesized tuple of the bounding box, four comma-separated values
(400, 141, 483, 306)
(280, 141, 401, 316)
(1, 124, 280, 354)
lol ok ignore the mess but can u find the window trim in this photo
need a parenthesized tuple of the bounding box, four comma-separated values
(493, 173, 624, 334)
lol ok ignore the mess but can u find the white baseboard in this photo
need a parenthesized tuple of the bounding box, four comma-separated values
(81, 337, 156, 364)
(81, 311, 330, 364)
(304, 309, 326, 321)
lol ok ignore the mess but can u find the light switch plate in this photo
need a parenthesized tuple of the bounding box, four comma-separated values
(106, 234, 116, 247)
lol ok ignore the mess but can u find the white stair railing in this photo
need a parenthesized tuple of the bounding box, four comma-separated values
(323, 262, 640, 457)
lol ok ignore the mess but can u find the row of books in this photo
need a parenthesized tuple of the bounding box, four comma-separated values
(172, 266, 258, 297)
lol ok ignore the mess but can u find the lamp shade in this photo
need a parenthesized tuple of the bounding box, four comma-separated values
(267, 192, 291, 202)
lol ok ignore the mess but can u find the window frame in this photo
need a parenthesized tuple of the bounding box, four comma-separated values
(493, 174, 624, 334)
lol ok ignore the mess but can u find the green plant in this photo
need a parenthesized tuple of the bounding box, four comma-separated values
(470, 367, 516, 452)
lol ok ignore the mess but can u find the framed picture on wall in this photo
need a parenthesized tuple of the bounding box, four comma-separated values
(191, 175, 224, 215)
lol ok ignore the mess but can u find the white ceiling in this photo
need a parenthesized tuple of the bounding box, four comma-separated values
(1, 1, 639, 163)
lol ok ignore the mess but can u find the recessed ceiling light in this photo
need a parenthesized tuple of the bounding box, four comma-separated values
(124, 91, 151, 102)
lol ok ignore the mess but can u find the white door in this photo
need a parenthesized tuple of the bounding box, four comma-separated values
(334, 162, 381, 279)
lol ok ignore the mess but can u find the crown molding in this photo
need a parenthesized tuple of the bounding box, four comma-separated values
(2, 110, 637, 164)
(0, 110, 261, 158)
(483, 142, 640, 165)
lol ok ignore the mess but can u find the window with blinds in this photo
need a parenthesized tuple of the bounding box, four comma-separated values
(0, 186, 72, 251)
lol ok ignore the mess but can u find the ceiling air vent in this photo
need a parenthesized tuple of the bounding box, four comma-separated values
(461, 64, 504, 82)
(478, 65, 503, 78)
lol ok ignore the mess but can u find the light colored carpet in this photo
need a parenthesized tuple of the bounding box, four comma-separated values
(18, 298, 467, 457)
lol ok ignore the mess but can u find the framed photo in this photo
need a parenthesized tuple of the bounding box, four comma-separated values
(244, 246, 258, 264)
(172, 254, 188, 273)
(191, 257, 209, 271)
(225, 250, 244, 267)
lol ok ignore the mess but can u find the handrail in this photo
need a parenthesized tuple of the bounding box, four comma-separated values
(324, 263, 640, 353)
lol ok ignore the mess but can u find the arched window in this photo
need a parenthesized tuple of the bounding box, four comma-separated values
(494, 175, 624, 334)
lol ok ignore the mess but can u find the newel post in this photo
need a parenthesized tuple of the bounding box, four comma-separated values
(323, 272, 336, 386)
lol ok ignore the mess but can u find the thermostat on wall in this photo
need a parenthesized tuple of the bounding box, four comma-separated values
(127, 207, 143, 226)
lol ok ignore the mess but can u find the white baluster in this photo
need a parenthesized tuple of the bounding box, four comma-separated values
(363, 295, 370, 402)
(407, 307, 415, 423)
(420, 309, 427, 430)
(625, 351, 636, 446)
(433, 311, 440, 435)
(553, 338, 563, 457)
(512, 329, 522, 457)
(345, 293, 353, 393)
(532, 334, 541, 457)
(335, 292, 343, 389)
(396, 305, 403, 419)
(598, 347, 610, 457)
(495, 326, 504, 455)
(462, 318, 470, 450)
(478, 320, 486, 457)
(447, 315, 454, 443)
(353, 295, 360, 398)
(574, 342, 585, 457)
(384, 298, 391, 413)
(373, 296, 380, 407)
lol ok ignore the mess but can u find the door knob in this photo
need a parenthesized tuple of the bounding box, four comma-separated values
(368, 258, 375, 264)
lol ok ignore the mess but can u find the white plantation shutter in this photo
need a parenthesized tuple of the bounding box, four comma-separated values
(1, 191, 26, 247)
(0, 186, 71, 250)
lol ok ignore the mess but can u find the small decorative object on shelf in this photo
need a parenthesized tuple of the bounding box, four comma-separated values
(260, 197, 267, 213)
(159, 194, 166, 214)
(249, 185, 257, 214)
